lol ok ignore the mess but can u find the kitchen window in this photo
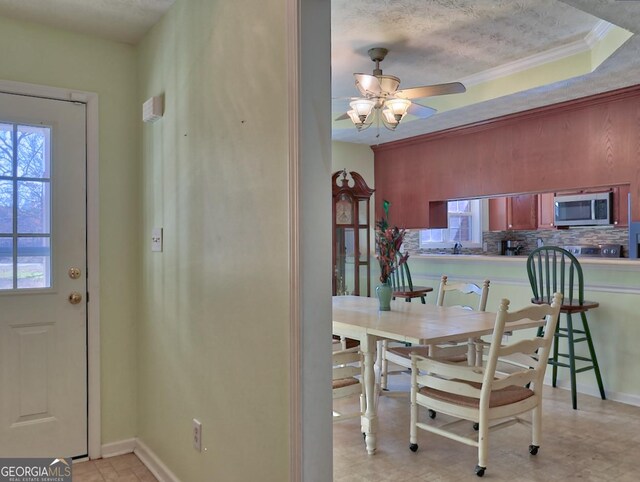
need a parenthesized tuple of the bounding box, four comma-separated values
(420, 200, 483, 248)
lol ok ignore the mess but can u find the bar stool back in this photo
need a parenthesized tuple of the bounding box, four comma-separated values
(526, 246, 606, 409)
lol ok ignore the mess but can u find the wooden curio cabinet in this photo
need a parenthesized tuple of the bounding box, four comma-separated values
(332, 170, 374, 297)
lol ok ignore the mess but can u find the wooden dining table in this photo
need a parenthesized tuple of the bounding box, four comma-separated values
(332, 295, 546, 455)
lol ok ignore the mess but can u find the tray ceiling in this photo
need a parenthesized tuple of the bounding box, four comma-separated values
(332, 0, 640, 145)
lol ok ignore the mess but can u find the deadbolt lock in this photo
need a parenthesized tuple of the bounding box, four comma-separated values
(68, 267, 81, 279)
(68, 292, 83, 305)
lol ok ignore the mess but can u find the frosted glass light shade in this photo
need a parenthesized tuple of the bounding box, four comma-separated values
(384, 98, 411, 120)
(349, 99, 375, 123)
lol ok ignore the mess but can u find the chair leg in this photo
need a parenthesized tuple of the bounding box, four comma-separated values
(409, 380, 418, 450)
(380, 340, 389, 390)
(477, 415, 489, 471)
(551, 317, 560, 387)
(580, 312, 606, 400)
(420, 296, 426, 304)
(566, 313, 578, 410)
(531, 402, 542, 448)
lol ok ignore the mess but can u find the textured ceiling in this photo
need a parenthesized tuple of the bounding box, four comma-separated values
(0, 0, 174, 44)
(332, 0, 640, 145)
(1, 0, 639, 145)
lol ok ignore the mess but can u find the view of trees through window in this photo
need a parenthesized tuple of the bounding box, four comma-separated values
(420, 200, 482, 247)
(0, 123, 51, 289)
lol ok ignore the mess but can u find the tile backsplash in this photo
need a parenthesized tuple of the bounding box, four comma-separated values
(403, 228, 630, 257)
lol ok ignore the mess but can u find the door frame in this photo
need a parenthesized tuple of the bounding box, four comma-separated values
(0, 79, 100, 459)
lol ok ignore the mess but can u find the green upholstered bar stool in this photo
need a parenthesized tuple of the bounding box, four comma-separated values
(526, 246, 606, 409)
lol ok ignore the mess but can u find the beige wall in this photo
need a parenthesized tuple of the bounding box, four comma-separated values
(0, 16, 139, 444)
(137, 0, 297, 479)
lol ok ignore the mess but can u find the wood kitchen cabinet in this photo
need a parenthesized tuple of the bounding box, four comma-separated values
(537, 192, 555, 229)
(489, 194, 538, 231)
(612, 185, 630, 227)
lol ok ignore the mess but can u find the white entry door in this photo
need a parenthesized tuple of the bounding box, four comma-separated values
(0, 92, 87, 458)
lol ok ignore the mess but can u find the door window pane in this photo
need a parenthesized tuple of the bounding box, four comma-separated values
(17, 237, 50, 289)
(0, 123, 11, 176)
(17, 125, 50, 178)
(0, 122, 52, 290)
(0, 238, 12, 289)
(17, 181, 50, 234)
(0, 180, 12, 233)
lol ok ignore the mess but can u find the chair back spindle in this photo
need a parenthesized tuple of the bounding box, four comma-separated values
(527, 246, 584, 306)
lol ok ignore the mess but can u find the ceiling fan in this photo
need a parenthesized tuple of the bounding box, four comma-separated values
(336, 47, 466, 132)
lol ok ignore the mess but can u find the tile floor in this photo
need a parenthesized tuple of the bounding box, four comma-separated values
(73, 453, 157, 481)
(334, 371, 640, 481)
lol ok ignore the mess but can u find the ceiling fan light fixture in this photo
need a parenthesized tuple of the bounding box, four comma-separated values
(381, 109, 399, 130)
(384, 98, 411, 121)
(340, 48, 465, 134)
(347, 110, 372, 131)
(349, 99, 375, 123)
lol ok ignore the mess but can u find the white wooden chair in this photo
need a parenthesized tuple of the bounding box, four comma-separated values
(409, 293, 562, 477)
(380, 275, 490, 391)
(332, 347, 365, 422)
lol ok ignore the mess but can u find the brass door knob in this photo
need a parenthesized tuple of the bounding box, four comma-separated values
(69, 292, 83, 305)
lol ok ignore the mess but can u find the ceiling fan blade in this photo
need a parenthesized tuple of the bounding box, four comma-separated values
(335, 112, 351, 121)
(396, 82, 466, 99)
(407, 103, 437, 119)
(354, 73, 382, 97)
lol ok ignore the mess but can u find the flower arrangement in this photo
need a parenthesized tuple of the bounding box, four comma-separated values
(375, 200, 408, 284)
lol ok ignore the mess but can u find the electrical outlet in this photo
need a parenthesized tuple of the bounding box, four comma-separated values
(193, 419, 202, 452)
(151, 227, 163, 252)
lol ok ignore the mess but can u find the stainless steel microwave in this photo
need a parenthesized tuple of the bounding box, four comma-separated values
(554, 192, 612, 227)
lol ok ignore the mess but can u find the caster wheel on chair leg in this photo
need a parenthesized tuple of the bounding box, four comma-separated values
(473, 422, 479, 431)
(475, 465, 486, 477)
(529, 444, 539, 455)
(428, 409, 436, 419)
(409, 443, 418, 452)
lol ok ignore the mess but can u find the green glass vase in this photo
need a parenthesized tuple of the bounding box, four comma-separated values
(376, 280, 392, 311)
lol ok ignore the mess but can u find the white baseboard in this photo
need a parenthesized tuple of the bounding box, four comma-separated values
(134, 439, 180, 482)
(99, 438, 180, 481)
(101, 438, 137, 458)
(543, 377, 640, 407)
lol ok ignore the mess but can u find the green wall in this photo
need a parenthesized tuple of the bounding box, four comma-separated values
(137, 1, 291, 480)
(0, 16, 139, 444)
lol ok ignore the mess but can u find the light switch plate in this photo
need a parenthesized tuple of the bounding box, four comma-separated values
(193, 419, 202, 452)
(151, 228, 163, 252)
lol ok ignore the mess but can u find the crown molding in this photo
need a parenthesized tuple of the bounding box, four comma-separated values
(461, 20, 614, 87)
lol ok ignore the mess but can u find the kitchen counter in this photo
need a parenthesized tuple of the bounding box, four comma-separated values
(413, 253, 640, 267)
(399, 252, 640, 405)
